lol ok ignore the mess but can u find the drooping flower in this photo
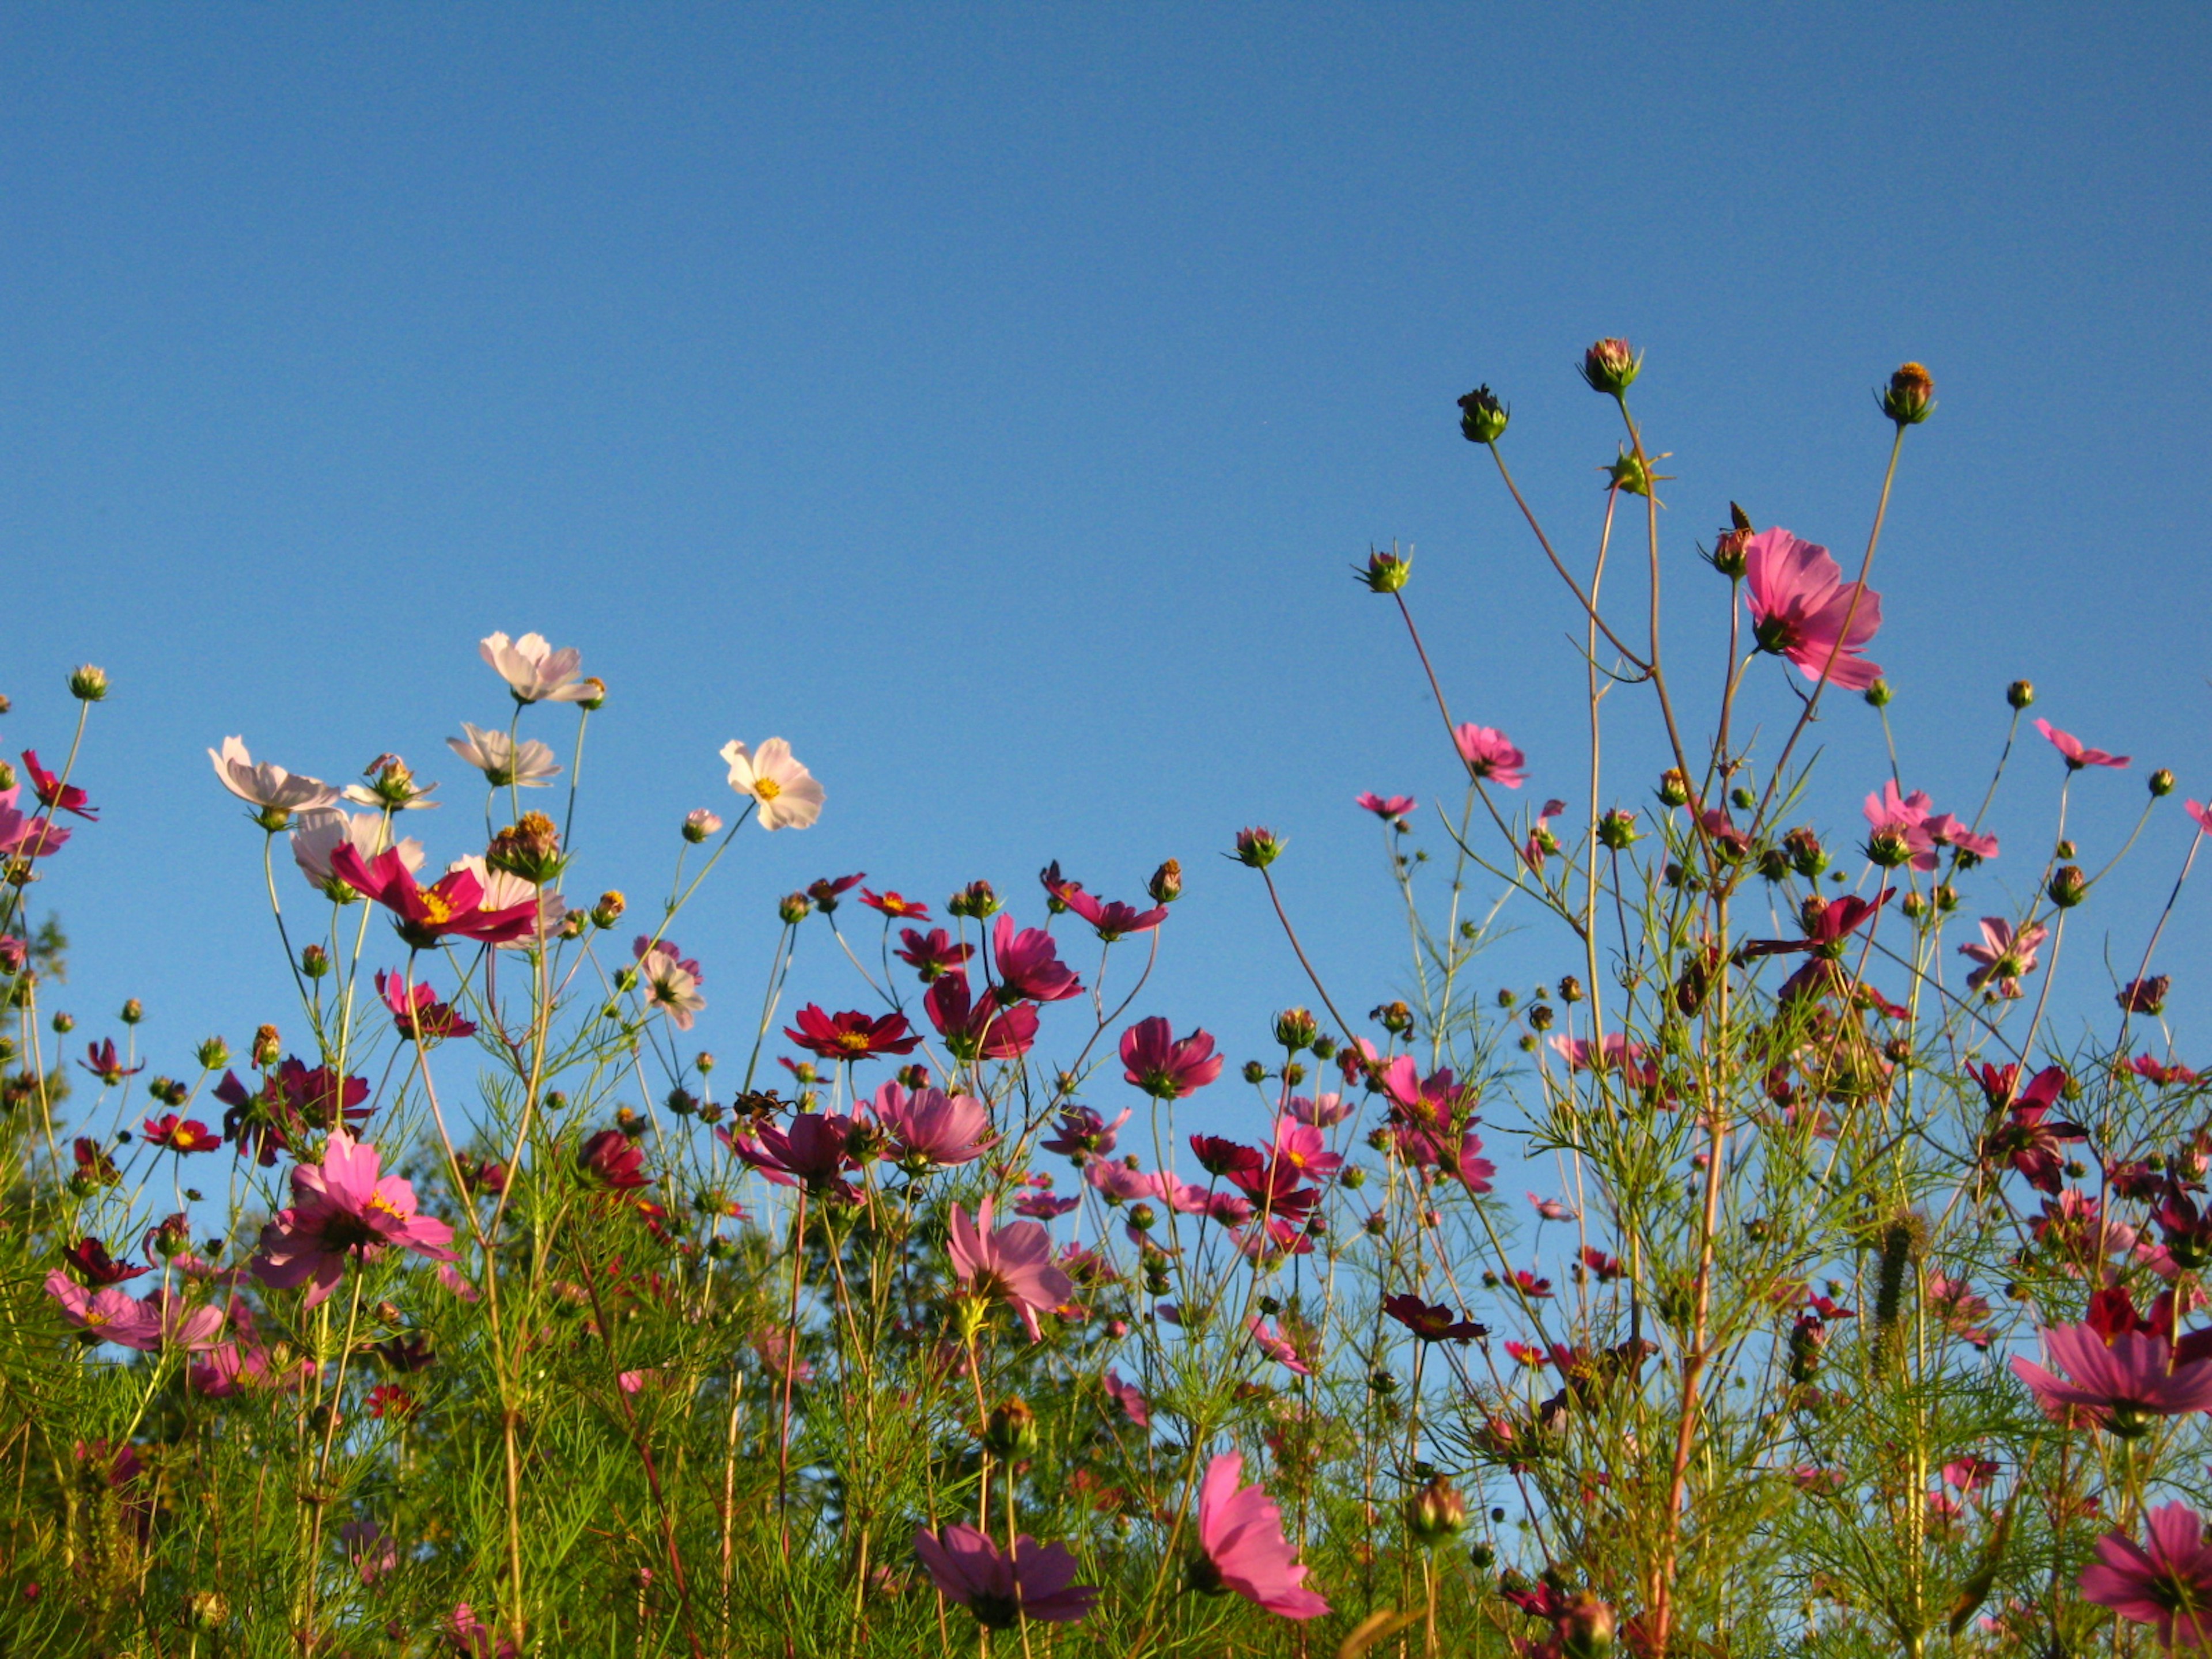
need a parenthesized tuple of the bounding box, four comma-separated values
(2188, 800, 2212, 836)
(870, 1080, 995, 1172)
(62, 1237, 149, 1286)
(251, 1131, 458, 1308)
(79, 1038, 143, 1087)
(2035, 718, 2130, 771)
(859, 888, 930, 919)
(632, 941, 705, 1031)
(947, 1199, 1073, 1342)
(806, 872, 866, 912)
(1056, 885, 1167, 943)
(208, 737, 339, 823)
(1120, 1017, 1224, 1099)
(1102, 1367, 1149, 1428)
(722, 1113, 858, 1198)
(720, 737, 824, 830)
(291, 809, 425, 900)
(143, 1113, 223, 1154)
(1743, 528, 1884, 690)
(1453, 725, 1527, 789)
(992, 915, 1083, 1002)
(785, 1005, 921, 1062)
(925, 972, 1039, 1061)
(376, 971, 478, 1043)
(2080, 1503, 2212, 1648)
(1383, 1293, 1484, 1342)
(912, 1523, 1097, 1628)
(1191, 1452, 1330, 1619)
(1976, 1066, 2082, 1194)
(1959, 916, 2049, 998)
(2011, 1323, 2212, 1435)
(448, 724, 559, 789)
(1356, 792, 1416, 820)
(20, 750, 95, 819)
(480, 631, 592, 704)
(327, 844, 540, 950)
(1247, 1315, 1313, 1376)
(2119, 976, 2172, 1015)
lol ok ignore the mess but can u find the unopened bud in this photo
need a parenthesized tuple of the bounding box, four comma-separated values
(2007, 679, 2035, 710)
(593, 891, 627, 929)
(300, 944, 331, 979)
(1457, 384, 1509, 443)
(948, 880, 1000, 920)
(119, 999, 143, 1025)
(1579, 338, 1641, 397)
(1371, 1000, 1414, 1036)
(1357, 547, 1413, 593)
(777, 891, 812, 925)
(2150, 769, 2176, 798)
(1147, 858, 1183, 904)
(1863, 680, 1892, 709)
(683, 809, 723, 843)
(1596, 808, 1639, 850)
(1559, 1590, 1618, 1659)
(69, 665, 109, 702)
(1405, 1475, 1468, 1545)
(252, 1024, 282, 1067)
(2048, 865, 2088, 908)
(1273, 1007, 1318, 1051)
(1558, 975, 1583, 1004)
(51, 1011, 74, 1034)
(1880, 362, 1934, 427)
(1657, 770, 1690, 808)
(1232, 827, 1283, 869)
(1241, 1060, 1267, 1084)
(981, 1396, 1038, 1457)
(195, 1036, 230, 1070)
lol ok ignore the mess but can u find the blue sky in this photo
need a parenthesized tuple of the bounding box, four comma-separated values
(5, 5, 2209, 1141)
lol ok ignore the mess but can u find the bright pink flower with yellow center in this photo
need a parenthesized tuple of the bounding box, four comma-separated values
(251, 1130, 457, 1309)
(1743, 528, 1884, 690)
(328, 844, 538, 950)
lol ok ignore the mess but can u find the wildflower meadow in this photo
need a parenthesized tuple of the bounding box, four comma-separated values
(10, 344, 2212, 1658)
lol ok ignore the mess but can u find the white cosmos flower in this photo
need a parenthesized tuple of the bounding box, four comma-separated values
(209, 737, 339, 819)
(290, 809, 425, 900)
(641, 955, 706, 1031)
(446, 855, 571, 948)
(719, 738, 823, 831)
(480, 632, 592, 704)
(448, 724, 560, 789)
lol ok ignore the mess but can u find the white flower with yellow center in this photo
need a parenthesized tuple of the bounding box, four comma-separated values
(719, 738, 823, 831)
(448, 724, 560, 789)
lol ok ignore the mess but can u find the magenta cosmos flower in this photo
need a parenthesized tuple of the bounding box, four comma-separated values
(2081, 1503, 2212, 1649)
(251, 1131, 458, 1309)
(0, 782, 70, 861)
(2011, 1323, 2212, 1436)
(1959, 916, 2048, 998)
(1453, 724, 1526, 788)
(1356, 791, 1416, 820)
(947, 1199, 1072, 1342)
(328, 844, 539, 950)
(1191, 1452, 1330, 1619)
(20, 749, 95, 820)
(1121, 1017, 1224, 1099)
(869, 1080, 995, 1173)
(913, 1523, 1096, 1628)
(925, 972, 1039, 1060)
(1743, 528, 1884, 690)
(2035, 718, 2131, 771)
(991, 915, 1082, 1002)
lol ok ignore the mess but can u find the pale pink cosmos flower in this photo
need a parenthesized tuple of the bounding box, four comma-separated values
(912, 1522, 1097, 1628)
(721, 738, 824, 830)
(1453, 724, 1527, 788)
(1862, 782, 1940, 870)
(209, 737, 339, 818)
(480, 631, 592, 704)
(1548, 1032, 1659, 1089)
(2011, 1324, 2212, 1435)
(2080, 1502, 2212, 1648)
(291, 809, 424, 899)
(252, 1130, 458, 1309)
(634, 941, 706, 1031)
(2035, 718, 2130, 771)
(684, 808, 723, 839)
(2186, 800, 2212, 836)
(1287, 1092, 1352, 1127)
(1102, 1366, 1149, 1427)
(1247, 1315, 1313, 1376)
(1529, 1194, 1577, 1222)
(1193, 1452, 1330, 1619)
(1959, 916, 2049, 998)
(947, 1199, 1073, 1342)
(870, 1080, 995, 1172)
(449, 724, 560, 789)
(1743, 528, 1884, 690)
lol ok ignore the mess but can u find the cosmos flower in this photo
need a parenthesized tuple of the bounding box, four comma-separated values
(291, 809, 425, 899)
(992, 915, 1082, 1002)
(1743, 528, 1883, 690)
(2080, 1503, 2212, 1649)
(376, 971, 478, 1043)
(1453, 725, 1527, 789)
(924, 972, 1038, 1061)
(209, 737, 339, 821)
(720, 738, 824, 831)
(869, 1079, 995, 1172)
(2035, 718, 2130, 771)
(20, 749, 95, 819)
(1120, 1018, 1224, 1099)
(912, 1523, 1096, 1628)
(2011, 1323, 2212, 1435)
(329, 845, 541, 950)
(448, 724, 560, 789)
(947, 1198, 1073, 1342)
(785, 1005, 921, 1062)
(142, 1114, 223, 1154)
(1382, 1293, 1484, 1342)
(480, 631, 593, 704)
(1959, 916, 2049, 999)
(1191, 1452, 1330, 1619)
(251, 1131, 458, 1309)
(1356, 792, 1416, 820)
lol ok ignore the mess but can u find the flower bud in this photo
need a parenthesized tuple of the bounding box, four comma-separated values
(1657, 770, 1690, 808)
(1558, 975, 1583, 1004)
(777, 892, 812, 925)
(1865, 827, 1912, 869)
(1370, 1000, 1414, 1036)
(1604, 447, 1655, 497)
(981, 1396, 1038, 1457)
(1880, 362, 1934, 426)
(1596, 808, 1639, 850)
(2048, 865, 2088, 908)
(252, 1024, 281, 1067)
(1559, 1590, 1618, 1659)
(185, 1590, 230, 1631)
(2007, 679, 2035, 710)
(1458, 384, 1509, 443)
(0, 762, 13, 793)
(683, 808, 723, 843)
(1232, 827, 1283, 869)
(1899, 892, 1929, 921)
(119, 999, 143, 1025)
(1933, 882, 1959, 912)
(1127, 1202, 1157, 1232)
(1147, 858, 1183, 904)
(487, 812, 565, 884)
(1863, 680, 1892, 709)
(577, 676, 607, 711)
(1405, 1475, 1468, 1545)
(1273, 1007, 1318, 1051)
(69, 665, 109, 702)
(195, 1036, 230, 1070)
(2150, 769, 2176, 798)
(1579, 338, 1641, 397)
(300, 944, 331, 979)
(51, 1010, 74, 1034)
(1356, 547, 1413, 593)
(1241, 1060, 1267, 1084)
(1756, 847, 1790, 882)
(948, 880, 1000, 919)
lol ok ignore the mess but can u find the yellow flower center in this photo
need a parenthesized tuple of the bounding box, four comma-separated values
(753, 777, 783, 802)
(417, 890, 454, 925)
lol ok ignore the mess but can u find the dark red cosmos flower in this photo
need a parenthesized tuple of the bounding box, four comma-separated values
(784, 1005, 922, 1062)
(1512, 1270, 1554, 1300)
(71, 1138, 118, 1186)
(721, 1112, 859, 1199)
(142, 1114, 222, 1154)
(376, 970, 479, 1042)
(1383, 1293, 1485, 1342)
(63, 1237, 149, 1286)
(2118, 977, 2171, 1016)
(214, 1060, 373, 1166)
(79, 1039, 145, 1086)
(328, 844, 539, 950)
(2085, 1284, 2212, 1366)
(859, 888, 930, 920)
(1189, 1134, 1264, 1179)
(1975, 1065, 2084, 1195)
(1579, 1246, 1623, 1282)
(807, 872, 866, 913)
(897, 927, 974, 983)
(991, 916, 1082, 1003)
(578, 1128, 650, 1191)
(925, 973, 1039, 1061)
(21, 750, 96, 820)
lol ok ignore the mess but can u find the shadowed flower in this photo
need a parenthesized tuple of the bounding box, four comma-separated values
(579, 1128, 651, 1191)
(444, 1603, 519, 1659)
(209, 736, 339, 823)
(912, 1523, 1096, 1628)
(2035, 718, 2130, 771)
(1191, 1452, 1329, 1619)
(2080, 1503, 2212, 1648)
(1453, 725, 1527, 788)
(1977, 1066, 2083, 1195)
(721, 737, 824, 830)
(1356, 791, 1416, 820)
(1247, 1315, 1313, 1375)
(1120, 1017, 1224, 1099)
(1548, 1032, 1659, 1089)
(2011, 1323, 2212, 1435)
(870, 1080, 994, 1173)
(377, 971, 478, 1043)
(948, 1199, 1073, 1343)
(1102, 1367, 1149, 1427)
(80, 1038, 143, 1086)
(1960, 916, 2049, 999)
(1041, 1104, 1131, 1163)
(925, 972, 1039, 1061)
(896, 926, 973, 982)
(1384, 1293, 1484, 1343)
(722, 1113, 858, 1199)
(1743, 528, 1883, 690)
(480, 631, 592, 704)
(62, 1237, 149, 1286)
(44, 1271, 157, 1347)
(251, 1131, 458, 1308)
(448, 724, 559, 789)
(2119, 976, 2172, 1015)
(992, 915, 1082, 1002)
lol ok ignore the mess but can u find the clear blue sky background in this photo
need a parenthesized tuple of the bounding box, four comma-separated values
(6, 6, 2209, 1142)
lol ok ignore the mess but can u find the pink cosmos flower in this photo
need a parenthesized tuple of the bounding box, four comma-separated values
(925, 972, 1040, 1060)
(0, 783, 70, 861)
(720, 737, 824, 831)
(896, 926, 973, 982)
(1247, 1315, 1313, 1376)
(328, 844, 539, 950)
(1548, 1032, 1659, 1089)
(912, 1523, 1096, 1628)
(377, 971, 478, 1042)
(1529, 1194, 1577, 1222)
(1453, 724, 1527, 789)
(721, 1113, 856, 1198)
(947, 1199, 1073, 1342)
(1743, 528, 1883, 690)
(1192, 1452, 1330, 1619)
(2080, 1503, 2212, 1648)
(1923, 812, 1999, 861)
(2035, 718, 2130, 771)
(1287, 1091, 1351, 1127)
(1356, 792, 1416, 820)
(251, 1131, 458, 1309)
(1102, 1367, 1149, 1427)
(20, 749, 95, 820)
(444, 1602, 520, 1659)
(208, 736, 339, 819)
(1041, 1104, 1131, 1162)
(1862, 782, 1940, 870)
(45, 1271, 158, 1349)
(481, 631, 593, 704)
(339, 1518, 399, 1586)
(1055, 883, 1168, 942)
(2011, 1323, 2212, 1435)
(1959, 916, 2049, 998)
(1121, 1017, 1224, 1099)
(2188, 800, 2212, 836)
(869, 1080, 995, 1172)
(992, 915, 1082, 1002)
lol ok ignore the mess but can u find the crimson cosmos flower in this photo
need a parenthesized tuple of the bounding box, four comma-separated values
(896, 926, 973, 982)
(578, 1128, 650, 1191)
(328, 844, 539, 950)
(722, 1112, 859, 1198)
(63, 1237, 149, 1286)
(1974, 1065, 2083, 1194)
(142, 1114, 222, 1154)
(20, 749, 95, 819)
(79, 1039, 144, 1086)
(783, 1005, 922, 1062)
(924, 972, 1038, 1061)
(806, 872, 865, 912)
(376, 970, 479, 1042)
(214, 1060, 372, 1165)
(859, 887, 930, 919)
(1039, 863, 1168, 941)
